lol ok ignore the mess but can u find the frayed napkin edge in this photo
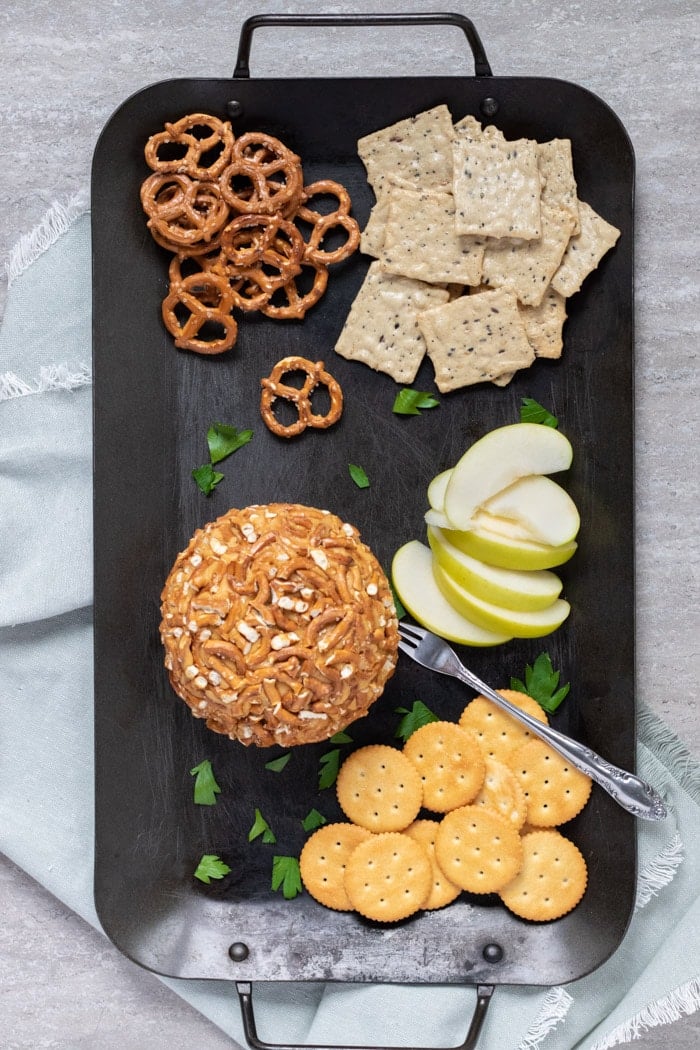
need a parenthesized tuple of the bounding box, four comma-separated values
(4, 191, 89, 287)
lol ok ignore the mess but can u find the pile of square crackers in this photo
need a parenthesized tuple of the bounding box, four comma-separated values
(334, 105, 620, 391)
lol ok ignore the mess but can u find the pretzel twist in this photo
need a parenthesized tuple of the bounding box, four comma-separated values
(260, 356, 343, 438)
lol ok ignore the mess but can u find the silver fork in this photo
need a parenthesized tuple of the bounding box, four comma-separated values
(397, 622, 667, 821)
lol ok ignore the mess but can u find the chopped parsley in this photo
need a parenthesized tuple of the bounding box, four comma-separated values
(207, 423, 253, 464)
(301, 808, 327, 832)
(392, 388, 440, 416)
(318, 748, 342, 790)
(265, 753, 291, 773)
(189, 759, 221, 806)
(271, 855, 302, 899)
(192, 463, 224, 496)
(348, 463, 370, 488)
(193, 854, 231, 884)
(520, 397, 558, 428)
(248, 808, 276, 844)
(394, 700, 439, 743)
(511, 652, 570, 714)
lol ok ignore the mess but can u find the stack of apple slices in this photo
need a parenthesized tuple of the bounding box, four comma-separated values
(392, 423, 580, 646)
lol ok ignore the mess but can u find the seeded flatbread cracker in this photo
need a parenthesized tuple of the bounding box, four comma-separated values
(343, 831, 433, 921)
(334, 261, 449, 383)
(551, 199, 621, 297)
(299, 823, 373, 912)
(518, 286, 568, 359)
(336, 744, 423, 832)
(459, 689, 549, 763)
(452, 124, 541, 240)
(357, 104, 455, 199)
(435, 805, 524, 893)
(404, 819, 462, 910)
(499, 829, 588, 921)
(360, 196, 391, 257)
(403, 720, 485, 812)
(379, 187, 484, 286)
(481, 203, 577, 307)
(418, 288, 535, 391)
(508, 738, 592, 826)
(538, 139, 580, 234)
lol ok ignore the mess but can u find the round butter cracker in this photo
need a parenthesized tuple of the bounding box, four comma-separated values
(299, 823, 373, 911)
(343, 831, 432, 922)
(403, 720, 485, 812)
(435, 804, 523, 894)
(336, 744, 423, 832)
(499, 829, 588, 921)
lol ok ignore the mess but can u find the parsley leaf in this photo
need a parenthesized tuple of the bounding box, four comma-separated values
(302, 808, 327, 832)
(271, 855, 302, 899)
(207, 423, 253, 465)
(394, 700, 439, 743)
(348, 463, 370, 489)
(192, 463, 224, 496)
(193, 854, 231, 884)
(510, 652, 570, 714)
(248, 808, 277, 844)
(392, 388, 440, 416)
(520, 397, 558, 428)
(265, 753, 291, 773)
(318, 748, 342, 790)
(329, 730, 353, 745)
(189, 759, 221, 806)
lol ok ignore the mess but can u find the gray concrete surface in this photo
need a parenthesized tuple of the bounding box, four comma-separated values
(1, 0, 698, 1047)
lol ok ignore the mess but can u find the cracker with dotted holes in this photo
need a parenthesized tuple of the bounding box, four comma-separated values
(472, 756, 528, 829)
(458, 689, 549, 764)
(508, 738, 592, 826)
(404, 819, 462, 910)
(403, 721, 485, 813)
(336, 744, 423, 832)
(299, 823, 373, 911)
(435, 804, 523, 894)
(343, 831, 433, 922)
(499, 829, 588, 921)
(418, 288, 535, 392)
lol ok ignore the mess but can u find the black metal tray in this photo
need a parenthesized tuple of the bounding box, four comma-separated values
(92, 12, 635, 1048)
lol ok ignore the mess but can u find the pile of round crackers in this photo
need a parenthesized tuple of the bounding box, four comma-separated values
(335, 105, 620, 390)
(300, 689, 591, 923)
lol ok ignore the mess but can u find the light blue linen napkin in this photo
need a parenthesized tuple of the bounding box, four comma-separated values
(1, 202, 699, 1050)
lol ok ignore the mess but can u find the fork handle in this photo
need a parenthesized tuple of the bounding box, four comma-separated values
(456, 668, 667, 821)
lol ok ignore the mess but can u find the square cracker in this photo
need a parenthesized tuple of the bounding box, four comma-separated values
(481, 202, 576, 306)
(418, 288, 535, 392)
(334, 262, 450, 384)
(379, 186, 484, 286)
(551, 200, 621, 297)
(538, 138, 580, 234)
(452, 123, 541, 240)
(357, 105, 455, 199)
(360, 197, 391, 258)
(518, 287, 568, 359)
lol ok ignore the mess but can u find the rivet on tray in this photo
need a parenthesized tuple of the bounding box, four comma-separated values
(229, 942, 250, 962)
(227, 100, 244, 118)
(482, 942, 504, 964)
(480, 97, 499, 118)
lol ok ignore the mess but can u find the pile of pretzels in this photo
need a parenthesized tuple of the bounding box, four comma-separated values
(140, 112, 361, 354)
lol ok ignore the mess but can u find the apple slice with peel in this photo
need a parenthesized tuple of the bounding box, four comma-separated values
(441, 523, 577, 571)
(482, 474, 580, 547)
(392, 541, 512, 647)
(425, 506, 539, 542)
(433, 561, 570, 638)
(427, 468, 452, 511)
(428, 526, 562, 612)
(444, 423, 573, 529)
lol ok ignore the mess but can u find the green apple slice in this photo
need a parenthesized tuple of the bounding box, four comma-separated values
(427, 468, 452, 510)
(441, 525, 577, 571)
(427, 526, 563, 612)
(433, 562, 570, 638)
(482, 474, 580, 546)
(425, 507, 539, 542)
(444, 423, 573, 529)
(391, 541, 512, 647)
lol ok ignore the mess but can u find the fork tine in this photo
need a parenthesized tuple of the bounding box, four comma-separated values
(397, 621, 427, 642)
(397, 638, 419, 656)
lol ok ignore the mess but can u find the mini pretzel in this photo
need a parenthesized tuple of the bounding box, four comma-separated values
(297, 180, 353, 225)
(219, 156, 303, 216)
(304, 212, 361, 266)
(260, 261, 329, 320)
(260, 356, 343, 438)
(162, 272, 238, 354)
(147, 181, 229, 251)
(144, 113, 234, 179)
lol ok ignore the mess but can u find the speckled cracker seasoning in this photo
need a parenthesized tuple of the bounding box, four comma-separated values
(379, 186, 485, 286)
(418, 288, 535, 391)
(357, 104, 455, 199)
(518, 286, 568, 359)
(538, 138, 580, 233)
(452, 121, 542, 240)
(551, 199, 621, 296)
(481, 202, 576, 306)
(334, 261, 449, 383)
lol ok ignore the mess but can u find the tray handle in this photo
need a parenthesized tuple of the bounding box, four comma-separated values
(233, 13, 493, 79)
(235, 982, 495, 1050)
